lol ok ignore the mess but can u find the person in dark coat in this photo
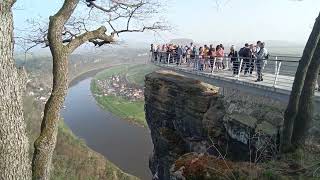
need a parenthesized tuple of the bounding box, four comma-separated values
(228, 45, 239, 76)
(239, 43, 250, 74)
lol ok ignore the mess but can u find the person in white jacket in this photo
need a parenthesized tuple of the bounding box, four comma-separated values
(255, 42, 268, 82)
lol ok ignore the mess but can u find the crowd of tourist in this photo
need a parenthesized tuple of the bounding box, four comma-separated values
(150, 41, 269, 82)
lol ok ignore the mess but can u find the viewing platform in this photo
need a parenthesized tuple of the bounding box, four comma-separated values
(150, 52, 320, 112)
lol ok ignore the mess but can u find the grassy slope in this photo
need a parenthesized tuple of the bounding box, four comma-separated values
(24, 96, 138, 180)
(91, 64, 159, 127)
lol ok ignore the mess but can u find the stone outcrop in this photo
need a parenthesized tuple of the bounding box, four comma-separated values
(145, 70, 284, 180)
(169, 153, 290, 180)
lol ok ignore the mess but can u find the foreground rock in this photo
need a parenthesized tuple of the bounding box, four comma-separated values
(145, 70, 285, 180)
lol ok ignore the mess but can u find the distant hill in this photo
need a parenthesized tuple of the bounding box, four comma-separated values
(169, 38, 194, 45)
(264, 40, 304, 47)
(262, 40, 304, 56)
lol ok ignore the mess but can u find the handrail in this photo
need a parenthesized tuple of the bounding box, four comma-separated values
(150, 51, 302, 89)
(152, 51, 300, 63)
(269, 55, 302, 59)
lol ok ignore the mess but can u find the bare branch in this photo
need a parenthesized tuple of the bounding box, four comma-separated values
(85, 0, 119, 12)
(113, 22, 170, 35)
(19, 0, 168, 52)
(87, 0, 169, 36)
(66, 26, 114, 52)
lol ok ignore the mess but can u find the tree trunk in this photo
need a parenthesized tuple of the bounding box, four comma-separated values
(291, 41, 320, 148)
(31, 0, 112, 178)
(32, 51, 69, 180)
(0, 1, 32, 179)
(281, 12, 320, 152)
(31, 1, 78, 179)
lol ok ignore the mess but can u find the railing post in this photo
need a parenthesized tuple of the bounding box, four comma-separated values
(195, 57, 197, 71)
(225, 55, 229, 70)
(196, 56, 199, 73)
(238, 59, 243, 80)
(273, 57, 281, 87)
(156, 52, 158, 64)
(212, 58, 216, 74)
(274, 56, 278, 75)
(149, 51, 152, 62)
(192, 56, 195, 71)
(157, 53, 159, 64)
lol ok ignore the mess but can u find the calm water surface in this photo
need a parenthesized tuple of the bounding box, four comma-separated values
(61, 76, 153, 180)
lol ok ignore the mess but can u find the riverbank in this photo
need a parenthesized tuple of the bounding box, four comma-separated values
(62, 77, 153, 179)
(91, 64, 159, 127)
(25, 64, 142, 180)
(24, 95, 139, 180)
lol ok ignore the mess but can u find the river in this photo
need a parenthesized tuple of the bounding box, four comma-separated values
(61, 72, 153, 180)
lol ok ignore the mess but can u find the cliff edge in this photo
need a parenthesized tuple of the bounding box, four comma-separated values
(144, 70, 291, 180)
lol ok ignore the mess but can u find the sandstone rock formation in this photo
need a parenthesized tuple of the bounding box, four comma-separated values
(145, 70, 284, 180)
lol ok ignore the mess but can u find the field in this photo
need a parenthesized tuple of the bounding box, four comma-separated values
(91, 64, 159, 127)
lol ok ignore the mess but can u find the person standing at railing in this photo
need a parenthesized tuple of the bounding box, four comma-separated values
(238, 44, 245, 73)
(160, 44, 167, 63)
(249, 41, 261, 75)
(199, 47, 205, 71)
(150, 44, 155, 61)
(176, 45, 184, 66)
(193, 45, 199, 70)
(154, 45, 160, 62)
(219, 44, 227, 70)
(239, 43, 251, 75)
(255, 42, 268, 82)
(186, 47, 192, 67)
(228, 45, 239, 77)
(255, 41, 261, 53)
(190, 42, 195, 49)
(183, 45, 188, 63)
(249, 44, 256, 75)
(172, 45, 177, 64)
(204, 45, 210, 70)
(167, 44, 171, 63)
(216, 45, 224, 70)
(209, 45, 216, 72)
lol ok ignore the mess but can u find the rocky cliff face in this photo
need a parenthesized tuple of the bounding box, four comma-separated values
(145, 70, 283, 180)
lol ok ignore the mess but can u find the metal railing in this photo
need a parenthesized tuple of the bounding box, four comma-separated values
(150, 51, 302, 90)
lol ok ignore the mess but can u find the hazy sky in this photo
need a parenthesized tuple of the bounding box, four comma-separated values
(13, 0, 320, 45)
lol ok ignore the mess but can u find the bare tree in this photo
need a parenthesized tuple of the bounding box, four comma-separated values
(291, 39, 320, 147)
(0, 0, 31, 179)
(281, 12, 320, 152)
(28, 0, 167, 179)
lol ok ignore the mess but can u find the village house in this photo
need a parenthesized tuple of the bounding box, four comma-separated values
(95, 74, 144, 101)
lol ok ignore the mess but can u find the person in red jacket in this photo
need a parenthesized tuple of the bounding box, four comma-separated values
(216, 45, 224, 70)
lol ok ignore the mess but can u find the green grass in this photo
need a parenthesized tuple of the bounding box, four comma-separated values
(95, 65, 132, 80)
(91, 64, 159, 127)
(94, 93, 146, 126)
